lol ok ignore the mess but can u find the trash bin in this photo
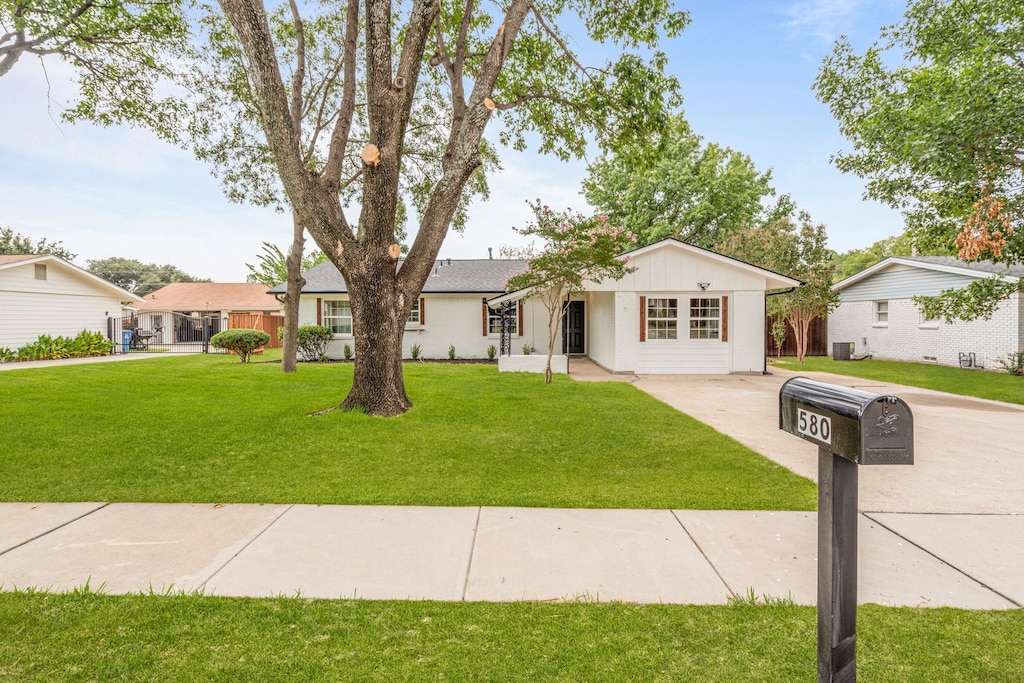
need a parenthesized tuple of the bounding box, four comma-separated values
(832, 342, 853, 361)
(121, 330, 132, 353)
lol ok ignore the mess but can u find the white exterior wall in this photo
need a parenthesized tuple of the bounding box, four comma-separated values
(0, 262, 124, 349)
(730, 290, 767, 373)
(584, 291, 616, 370)
(298, 294, 535, 359)
(829, 294, 1022, 369)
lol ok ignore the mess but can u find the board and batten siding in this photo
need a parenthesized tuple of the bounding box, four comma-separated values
(0, 262, 124, 349)
(583, 291, 617, 370)
(838, 264, 977, 302)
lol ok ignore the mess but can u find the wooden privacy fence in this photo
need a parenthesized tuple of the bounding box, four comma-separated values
(764, 315, 828, 357)
(228, 313, 285, 348)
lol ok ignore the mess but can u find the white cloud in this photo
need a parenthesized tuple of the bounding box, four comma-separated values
(780, 0, 874, 42)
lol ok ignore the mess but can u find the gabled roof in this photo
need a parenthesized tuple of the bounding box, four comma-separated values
(138, 282, 282, 310)
(832, 256, 1024, 292)
(488, 237, 802, 306)
(0, 253, 143, 302)
(270, 258, 527, 295)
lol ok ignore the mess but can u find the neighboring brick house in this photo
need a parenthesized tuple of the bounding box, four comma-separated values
(829, 256, 1024, 369)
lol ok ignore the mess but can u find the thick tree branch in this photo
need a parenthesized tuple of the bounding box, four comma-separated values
(321, 0, 359, 189)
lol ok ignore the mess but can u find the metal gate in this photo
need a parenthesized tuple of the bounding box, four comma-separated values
(107, 312, 224, 354)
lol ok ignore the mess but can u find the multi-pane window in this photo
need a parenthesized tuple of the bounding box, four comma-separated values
(874, 301, 889, 324)
(487, 305, 503, 335)
(688, 297, 720, 339)
(407, 299, 420, 326)
(323, 300, 352, 335)
(647, 298, 678, 340)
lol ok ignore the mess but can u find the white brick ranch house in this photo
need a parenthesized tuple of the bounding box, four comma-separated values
(829, 256, 1024, 369)
(277, 238, 801, 374)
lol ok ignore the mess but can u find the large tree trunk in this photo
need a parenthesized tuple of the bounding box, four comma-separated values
(340, 266, 412, 415)
(281, 210, 306, 372)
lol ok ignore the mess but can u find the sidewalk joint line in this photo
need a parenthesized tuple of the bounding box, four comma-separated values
(461, 507, 483, 602)
(199, 503, 296, 594)
(669, 510, 735, 599)
(863, 512, 1021, 608)
(0, 502, 109, 558)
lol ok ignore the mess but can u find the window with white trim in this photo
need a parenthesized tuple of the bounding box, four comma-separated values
(407, 299, 420, 326)
(689, 297, 720, 339)
(874, 301, 889, 325)
(323, 300, 352, 335)
(487, 303, 519, 335)
(646, 297, 678, 340)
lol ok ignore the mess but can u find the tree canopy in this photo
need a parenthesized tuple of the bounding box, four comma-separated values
(1, 0, 188, 130)
(831, 232, 952, 282)
(0, 226, 76, 261)
(716, 209, 839, 363)
(245, 241, 328, 286)
(582, 115, 783, 248)
(814, 0, 1024, 316)
(86, 257, 210, 297)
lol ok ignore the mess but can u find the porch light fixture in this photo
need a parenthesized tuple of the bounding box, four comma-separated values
(697, 282, 711, 291)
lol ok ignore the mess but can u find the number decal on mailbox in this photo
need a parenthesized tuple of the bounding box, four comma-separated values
(797, 408, 831, 445)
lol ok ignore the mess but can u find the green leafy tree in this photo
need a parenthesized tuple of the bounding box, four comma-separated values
(0, 0, 188, 130)
(504, 202, 637, 383)
(86, 257, 210, 297)
(814, 0, 1024, 318)
(246, 241, 329, 286)
(582, 115, 782, 248)
(0, 226, 76, 261)
(716, 210, 839, 363)
(71, 0, 685, 416)
(832, 232, 951, 281)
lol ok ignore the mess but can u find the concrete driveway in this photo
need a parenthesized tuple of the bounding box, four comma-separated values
(632, 366, 1024, 515)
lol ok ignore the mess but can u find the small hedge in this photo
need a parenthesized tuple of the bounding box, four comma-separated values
(278, 325, 333, 362)
(210, 329, 270, 363)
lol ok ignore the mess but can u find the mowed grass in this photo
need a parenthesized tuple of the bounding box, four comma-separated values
(1, 592, 1022, 682)
(772, 356, 1024, 405)
(0, 355, 815, 509)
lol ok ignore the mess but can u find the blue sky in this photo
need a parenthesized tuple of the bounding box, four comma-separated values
(0, 0, 905, 282)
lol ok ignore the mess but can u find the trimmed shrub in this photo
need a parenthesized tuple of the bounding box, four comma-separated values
(278, 325, 333, 362)
(210, 329, 270, 363)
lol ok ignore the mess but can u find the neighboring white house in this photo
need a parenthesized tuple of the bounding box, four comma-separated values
(279, 239, 801, 374)
(0, 254, 142, 350)
(492, 238, 802, 374)
(829, 256, 1024, 369)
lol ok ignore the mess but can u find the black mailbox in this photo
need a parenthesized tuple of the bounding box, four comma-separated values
(779, 376, 913, 466)
(779, 376, 914, 683)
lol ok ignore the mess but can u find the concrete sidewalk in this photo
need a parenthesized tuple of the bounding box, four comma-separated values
(1, 502, 1019, 609)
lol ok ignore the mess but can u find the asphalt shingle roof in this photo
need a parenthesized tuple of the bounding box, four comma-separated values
(272, 259, 528, 294)
(898, 256, 1024, 278)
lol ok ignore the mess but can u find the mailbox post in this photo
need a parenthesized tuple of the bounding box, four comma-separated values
(779, 377, 913, 683)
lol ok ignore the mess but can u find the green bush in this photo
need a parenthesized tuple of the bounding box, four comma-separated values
(210, 329, 270, 363)
(278, 325, 333, 362)
(0, 347, 16, 363)
(997, 351, 1024, 376)
(410, 343, 421, 360)
(14, 330, 113, 362)
(486, 344, 497, 360)
(448, 344, 456, 360)
(343, 343, 353, 360)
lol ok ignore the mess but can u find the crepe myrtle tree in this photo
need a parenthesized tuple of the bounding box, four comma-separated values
(504, 201, 637, 384)
(198, 0, 687, 415)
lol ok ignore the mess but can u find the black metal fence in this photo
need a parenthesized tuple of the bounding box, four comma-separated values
(107, 312, 224, 354)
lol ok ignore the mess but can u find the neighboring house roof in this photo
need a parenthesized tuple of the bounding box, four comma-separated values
(489, 238, 802, 306)
(138, 282, 282, 310)
(833, 256, 1024, 292)
(0, 253, 143, 302)
(270, 258, 528, 295)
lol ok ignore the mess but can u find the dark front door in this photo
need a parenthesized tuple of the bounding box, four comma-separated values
(562, 301, 585, 354)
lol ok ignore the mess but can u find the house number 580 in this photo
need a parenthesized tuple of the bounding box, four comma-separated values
(797, 408, 831, 445)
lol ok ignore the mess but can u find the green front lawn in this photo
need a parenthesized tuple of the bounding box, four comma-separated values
(771, 356, 1024, 405)
(1, 593, 1021, 682)
(0, 355, 815, 510)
